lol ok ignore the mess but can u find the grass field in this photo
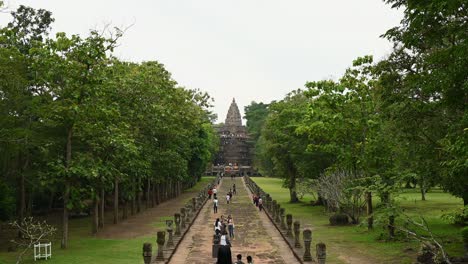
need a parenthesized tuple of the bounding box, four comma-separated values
(0, 176, 214, 264)
(253, 177, 464, 264)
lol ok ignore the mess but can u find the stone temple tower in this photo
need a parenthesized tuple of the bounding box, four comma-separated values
(211, 98, 254, 175)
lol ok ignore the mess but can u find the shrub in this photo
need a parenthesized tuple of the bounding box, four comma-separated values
(462, 227, 468, 243)
(441, 206, 468, 226)
(329, 213, 349, 226)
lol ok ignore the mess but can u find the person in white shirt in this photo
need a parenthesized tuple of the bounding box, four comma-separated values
(226, 193, 230, 204)
(213, 197, 218, 213)
(214, 218, 222, 233)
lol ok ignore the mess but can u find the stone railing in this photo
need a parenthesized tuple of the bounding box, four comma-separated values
(244, 176, 327, 263)
(142, 176, 220, 264)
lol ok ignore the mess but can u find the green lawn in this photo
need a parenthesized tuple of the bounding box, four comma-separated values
(252, 177, 464, 264)
(0, 176, 214, 264)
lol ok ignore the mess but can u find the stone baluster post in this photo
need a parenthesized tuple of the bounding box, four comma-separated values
(174, 213, 181, 235)
(192, 197, 197, 210)
(143, 243, 152, 264)
(166, 220, 174, 247)
(272, 200, 277, 219)
(265, 195, 270, 211)
(156, 231, 165, 260)
(180, 208, 186, 229)
(286, 214, 293, 237)
(294, 221, 302, 248)
(280, 208, 286, 229)
(185, 205, 192, 221)
(275, 204, 281, 223)
(316, 243, 326, 264)
(303, 229, 313, 261)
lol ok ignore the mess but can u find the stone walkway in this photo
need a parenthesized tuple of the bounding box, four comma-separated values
(169, 177, 299, 264)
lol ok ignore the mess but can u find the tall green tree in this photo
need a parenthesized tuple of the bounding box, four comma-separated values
(381, 0, 468, 204)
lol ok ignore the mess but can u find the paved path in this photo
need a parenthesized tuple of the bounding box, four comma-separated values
(170, 177, 299, 264)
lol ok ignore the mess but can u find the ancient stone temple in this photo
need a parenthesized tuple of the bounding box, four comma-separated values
(209, 99, 255, 176)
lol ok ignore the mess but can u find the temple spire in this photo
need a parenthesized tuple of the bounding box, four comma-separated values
(225, 98, 242, 127)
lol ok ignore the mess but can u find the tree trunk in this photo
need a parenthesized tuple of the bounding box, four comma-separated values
(19, 172, 25, 222)
(287, 162, 299, 203)
(113, 177, 119, 224)
(388, 215, 395, 238)
(151, 183, 155, 207)
(420, 179, 426, 201)
(155, 183, 160, 205)
(27, 189, 33, 216)
(92, 194, 98, 234)
(137, 179, 142, 213)
(47, 191, 54, 214)
(122, 200, 128, 220)
(98, 188, 104, 228)
(61, 182, 70, 249)
(131, 184, 136, 215)
(146, 178, 151, 208)
(366, 192, 373, 230)
(61, 127, 73, 249)
(289, 188, 298, 203)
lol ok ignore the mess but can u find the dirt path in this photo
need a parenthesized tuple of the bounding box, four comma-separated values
(169, 177, 300, 264)
(97, 190, 201, 239)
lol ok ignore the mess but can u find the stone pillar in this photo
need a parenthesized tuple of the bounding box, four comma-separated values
(272, 200, 277, 219)
(174, 213, 181, 235)
(275, 204, 281, 224)
(294, 221, 302, 248)
(286, 214, 293, 237)
(265, 195, 271, 211)
(280, 208, 286, 229)
(166, 220, 174, 247)
(142, 243, 152, 264)
(303, 229, 313, 261)
(156, 231, 165, 260)
(192, 197, 197, 210)
(185, 205, 192, 221)
(316, 243, 326, 264)
(180, 208, 186, 229)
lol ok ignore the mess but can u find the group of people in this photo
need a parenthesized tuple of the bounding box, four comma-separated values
(208, 178, 255, 263)
(252, 194, 263, 211)
(214, 216, 253, 264)
(209, 183, 237, 213)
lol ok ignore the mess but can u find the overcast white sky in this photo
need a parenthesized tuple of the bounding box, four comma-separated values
(1, 0, 402, 123)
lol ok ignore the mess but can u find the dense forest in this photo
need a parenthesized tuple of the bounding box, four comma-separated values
(245, 0, 467, 235)
(0, 4, 219, 249)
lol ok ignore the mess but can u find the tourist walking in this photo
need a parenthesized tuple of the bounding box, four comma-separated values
(213, 186, 218, 196)
(254, 195, 259, 207)
(227, 215, 235, 238)
(233, 184, 236, 194)
(220, 230, 231, 246)
(208, 188, 213, 199)
(235, 254, 245, 264)
(258, 197, 263, 211)
(246, 255, 253, 264)
(226, 193, 231, 204)
(215, 218, 222, 233)
(214, 197, 219, 213)
(217, 231, 232, 264)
